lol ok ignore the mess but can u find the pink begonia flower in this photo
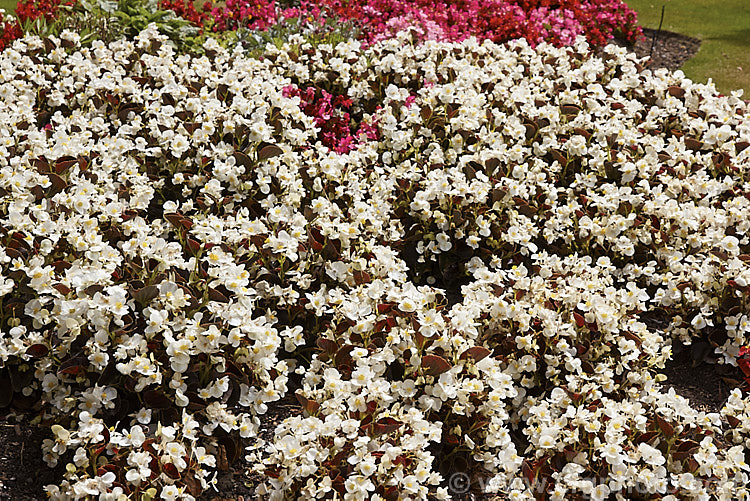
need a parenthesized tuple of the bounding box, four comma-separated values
(197, 0, 641, 49)
(283, 84, 380, 154)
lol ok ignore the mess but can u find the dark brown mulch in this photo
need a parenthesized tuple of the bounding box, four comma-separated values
(660, 343, 742, 413)
(0, 420, 65, 500)
(613, 28, 702, 72)
(0, 29, 710, 501)
(197, 394, 302, 501)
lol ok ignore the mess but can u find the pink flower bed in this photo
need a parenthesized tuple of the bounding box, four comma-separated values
(205, 0, 642, 47)
(204, 0, 284, 32)
(0, 0, 642, 51)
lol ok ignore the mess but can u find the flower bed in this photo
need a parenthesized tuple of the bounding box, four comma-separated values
(198, 0, 642, 48)
(0, 0, 642, 51)
(302, 0, 641, 46)
(1, 1, 750, 500)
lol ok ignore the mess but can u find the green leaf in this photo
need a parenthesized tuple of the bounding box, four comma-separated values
(98, 0, 118, 13)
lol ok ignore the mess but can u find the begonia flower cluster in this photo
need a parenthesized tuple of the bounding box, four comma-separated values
(0, 9, 22, 51)
(1, 19, 750, 501)
(199, 0, 642, 48)
(308, 0, 641, 47)
(0, 0, 642, 52)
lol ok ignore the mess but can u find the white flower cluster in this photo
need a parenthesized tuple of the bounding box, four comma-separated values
(1, 23, 750, 500)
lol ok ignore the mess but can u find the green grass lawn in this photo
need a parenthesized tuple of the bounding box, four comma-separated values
(626, 0, 750, 95)
(0, 0, 15, 14)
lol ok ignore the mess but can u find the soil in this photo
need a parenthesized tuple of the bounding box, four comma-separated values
(613, 28, 702, 72)
(0, 421, 66, 500)
(0, 29, 723, 501)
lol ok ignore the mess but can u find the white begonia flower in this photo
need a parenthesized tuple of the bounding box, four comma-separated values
(73, 447, 89, 467)
(122, 425, 146, 448)
(638, 443, 666, 466)
(691, 314, 708, 330)
(162, 441, 188, 471)
(436, 232, 452, 252)
(538, 433, 556, 449)
(721, 235, 740, 254)
(159, 485, 181, 501)
(278, 435, 303, 459)
(135, 408, 152, 425)
(125, 450, 152, 485)
(599, 442, 622, 462)
(5, 21, 750, 501)
(193, 446, 216, 467)
(401, 475, 422, 494)
(727, 446, 750, 471)
(359, 457, 377, 476)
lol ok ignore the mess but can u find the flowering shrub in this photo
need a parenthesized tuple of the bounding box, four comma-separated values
(2, 16, 750, 501)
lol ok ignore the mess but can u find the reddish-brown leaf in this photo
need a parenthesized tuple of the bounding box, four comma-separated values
(46, 173, 67, 195)
(258, 144, 283, 161)
(165, 213, 184, 228)
(727, 415, 741, 427)
(573, 312, 585, 328)
(295, 391, 320, 415)
(55, 156, 78, 174)
(186, 238, 201, 255)
(316, 338, 338, 355)
(667, 86, 685, 98)
(684, 137, 703, 151)
(26, 344, 49, 358)
(233, 151, 253, 169)
(58, 356, 88, 376)
(560, 103, 581, 117)
(656, 414, 674, 437)
(377, 302, 395, 313)
(421, 354, 451, 376)
(420, 106, 432, 122)
(459, 346, 491, 362)
(131, 285, 158, 305)
(373, 417, 402, 435)
(162, 462, 180, 479)
(634, 431, 659, 444)
(144, 389, 172, 408)
(207, 287, 229, 303)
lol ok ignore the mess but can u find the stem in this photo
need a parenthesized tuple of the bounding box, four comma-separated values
(649, 6, 666, 59)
